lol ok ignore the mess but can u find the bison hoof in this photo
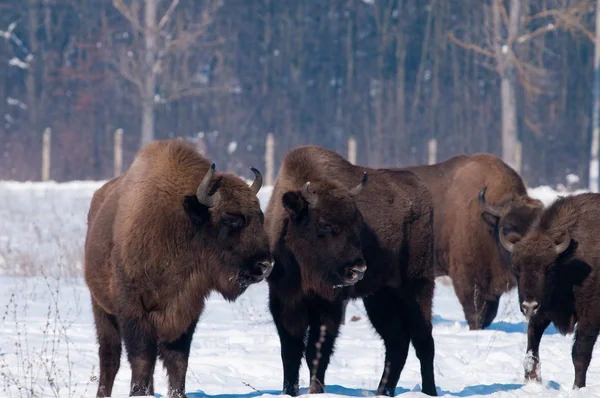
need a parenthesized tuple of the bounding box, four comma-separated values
(308, 382, 324, 394)
(524, 373, 541, 384)
(282, 382, 299, 396)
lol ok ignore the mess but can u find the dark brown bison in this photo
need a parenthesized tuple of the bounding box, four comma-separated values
(401, 153, 544, 329)
(498, 193, 600, 389)
(265, 145, 437, 397)
(84, 139, 273, 398)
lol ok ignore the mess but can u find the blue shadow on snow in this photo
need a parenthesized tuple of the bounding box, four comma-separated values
(432, 315, 560, 335)
(154, 380, 561, 397)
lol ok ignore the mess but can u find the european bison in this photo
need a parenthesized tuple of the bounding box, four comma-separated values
(265, 145, 437, 396)
(499, 193, 600, 389)
(403, 153, 544, 329)
(84, 139, 273, 398)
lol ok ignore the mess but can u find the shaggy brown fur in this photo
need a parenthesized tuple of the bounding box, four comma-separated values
(499, 193, 600, 389)
(84, 139, 273, 398)
(403, 153, 543, 329)
(266, 145, 437, 397)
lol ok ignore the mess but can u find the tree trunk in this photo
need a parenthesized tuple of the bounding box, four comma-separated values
(493, 0, 521, 170)
(26, 0, 39, 138)
(140, 0, 158, 147)
(589, 0, 600, 192)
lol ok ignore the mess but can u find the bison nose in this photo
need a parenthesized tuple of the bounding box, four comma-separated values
(521, 301, 540, 318)
(342, 262, 367, 286)
(256, 260, 274, 279)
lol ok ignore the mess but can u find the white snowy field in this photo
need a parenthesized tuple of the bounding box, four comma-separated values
(0, 179, 599, 398)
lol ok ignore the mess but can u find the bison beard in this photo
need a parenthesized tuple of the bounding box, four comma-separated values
(265, 145, 438, 397)
(84, 140, 272, 398)
(498, 193, 600, 390)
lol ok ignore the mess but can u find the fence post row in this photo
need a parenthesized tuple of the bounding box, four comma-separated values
(348, 137, 357, 165)
(265, 133, 275, 186)
(114, 128, 124, 178)
(41, 128, 51, 182)
(428, 138, 437, 166)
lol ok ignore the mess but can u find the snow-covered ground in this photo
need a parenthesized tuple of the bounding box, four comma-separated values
(0, 180, 598, 398)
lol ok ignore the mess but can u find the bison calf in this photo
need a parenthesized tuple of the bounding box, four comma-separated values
(265, 145, 437, 396)
(499, 193, 600, 389)
(405, 153, 543, 329)
(84, 139, 273, 397)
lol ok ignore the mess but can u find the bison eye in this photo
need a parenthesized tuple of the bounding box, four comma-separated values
(317, 222, 335, 236)
(220, 214, 245, 230)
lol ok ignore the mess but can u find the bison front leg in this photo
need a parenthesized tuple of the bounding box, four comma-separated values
(158, 318, 199, 398)
(91, 299, 122, 398)
(269, 293, 307, 397)
(305, 303, 343, 394)
(121, 315, 158, 396)
(406, 282, 437, 396)
(524, 316, 550, 383)
(363, 290, 410, 397)
(571, 320, 599, 389)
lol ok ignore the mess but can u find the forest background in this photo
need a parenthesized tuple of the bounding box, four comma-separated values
(0, 0, 597, 188)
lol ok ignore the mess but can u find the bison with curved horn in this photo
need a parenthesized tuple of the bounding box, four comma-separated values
(402, 153, 544, 329)
(84, 139, 272, 398)
(498, 193, 600, 389)
(265, 145, 437, 396)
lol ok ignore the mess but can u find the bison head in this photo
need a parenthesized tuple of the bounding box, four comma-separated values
(499, 229, 571, 319)
(183, 164, 273, 301)
(478, 187, 544, 260)
(281, 173, 369, 299)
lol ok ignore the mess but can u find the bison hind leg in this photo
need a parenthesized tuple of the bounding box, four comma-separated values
(363, 289, 411, 397)
(91, 298, 122, 398)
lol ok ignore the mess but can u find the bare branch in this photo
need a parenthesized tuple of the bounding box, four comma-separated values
(525, 117, 544, 137)
(112, 50, 143, 90)
(164, 84, 232, 102)
(158, 0, 180, 30)
(517, 23, 559, 44)
(112, 0, 143, 33)
(447, 31, 496, 59)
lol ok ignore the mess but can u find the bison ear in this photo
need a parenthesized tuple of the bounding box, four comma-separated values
(183, 194, 211, 230)
(282, 191, 308, 220)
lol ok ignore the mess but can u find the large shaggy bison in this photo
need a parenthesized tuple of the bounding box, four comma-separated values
(84, 139, 273, 398)
(404, 153, 544, 329)
(499, 193, 600, 389)
(265, 145, 437, 396)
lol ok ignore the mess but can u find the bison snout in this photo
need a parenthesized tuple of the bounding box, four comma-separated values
(521, 300, 539, 318)
(243, 259, 274, 282)
(342, 262, 367, 286)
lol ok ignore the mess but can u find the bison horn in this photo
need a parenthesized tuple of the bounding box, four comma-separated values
(196, 163, 221, 208)
(479, 187, 504, 218)
(555, 233, 571, 255)
(249, 167, 263, 195)
(498, 227, 515, 253)
(349, 172, 368, 196)
(300, 181, 318, 206)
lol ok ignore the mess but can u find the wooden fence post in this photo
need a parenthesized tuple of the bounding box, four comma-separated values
(428, 138, 437, 165)
(515, 140, 522, 175)
(41, 128, 51, 181)
(265, 133, 274, 186)
(348, 137, 357, 165)
(114, 128, 124, 177)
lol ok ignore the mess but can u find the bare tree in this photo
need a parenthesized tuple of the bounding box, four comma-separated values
(449, 0, 593, 170)
(112, 0, 223, 147)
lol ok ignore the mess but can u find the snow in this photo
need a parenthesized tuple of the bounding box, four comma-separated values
(1, 180, 600, 397)
(8, 57, 29, 70)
